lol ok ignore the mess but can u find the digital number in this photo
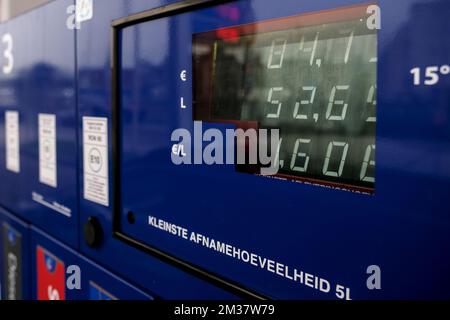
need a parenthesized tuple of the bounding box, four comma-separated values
(2, 33, 14, 74)
(274, 138, 284, 168)
(323, 141, 349, 177)
(366, 85, 377, 122)
(267, 39, 287, 69)
(338, 29, 354, 64)
(326, 85, 349, 121)
(344, 31, 354, 64)
(266, 87, 283, 118)
(285, 138, 376, 184)
(290, 139, 311, 172)
(360, 144, 375, 183)
(293, 86, 317, 121)
(299, 32, 320, 66)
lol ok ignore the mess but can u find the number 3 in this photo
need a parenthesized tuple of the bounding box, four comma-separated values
(2, 33, 14, 75)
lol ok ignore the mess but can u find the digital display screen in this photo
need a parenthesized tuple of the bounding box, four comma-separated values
(193, 5, 377, 193)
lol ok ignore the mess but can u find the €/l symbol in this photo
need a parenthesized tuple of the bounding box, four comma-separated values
(180, 70, 187, 82)
(172, 144, 187, 157)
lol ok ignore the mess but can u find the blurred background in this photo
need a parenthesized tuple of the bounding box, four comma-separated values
(0, 0, 52, 22)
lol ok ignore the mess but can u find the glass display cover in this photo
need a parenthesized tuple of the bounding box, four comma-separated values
(193, 5, 377, 193)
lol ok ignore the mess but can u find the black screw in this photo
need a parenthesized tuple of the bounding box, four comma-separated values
(127, 211, 136, 224)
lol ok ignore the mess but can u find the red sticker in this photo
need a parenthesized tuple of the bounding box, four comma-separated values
(37, 246, 66, 300)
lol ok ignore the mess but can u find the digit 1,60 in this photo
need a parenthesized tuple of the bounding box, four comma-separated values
(277, 138, 375, 183)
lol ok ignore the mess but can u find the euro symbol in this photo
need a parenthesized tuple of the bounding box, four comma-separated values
(180, 70, 187, 82)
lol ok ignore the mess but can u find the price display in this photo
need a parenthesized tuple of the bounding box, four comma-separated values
(193, 5, 377, 193)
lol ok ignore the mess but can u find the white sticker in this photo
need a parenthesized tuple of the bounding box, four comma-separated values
(83, 117, 109, 206)
(38, 114, 57, 188)
(76, 0, 93, 23)
(5, 111, 20, 173)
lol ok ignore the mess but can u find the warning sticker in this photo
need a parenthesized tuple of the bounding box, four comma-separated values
(76, 0, 93, 23)
(36, 246, 66, 300)
(83, 117, 109, 206)
(39, 114, 57, 188)
(5, 111, 20, 173)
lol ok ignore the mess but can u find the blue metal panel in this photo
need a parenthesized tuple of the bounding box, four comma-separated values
(31, 226, 152, 300)
(76, 0, 450, 299)
(77, 0, 240, 299)
(0, 14, 29, 220)
(0, 207, 31, 300)
(0, 0, 79, 248)
(80, 256, 153, 300)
